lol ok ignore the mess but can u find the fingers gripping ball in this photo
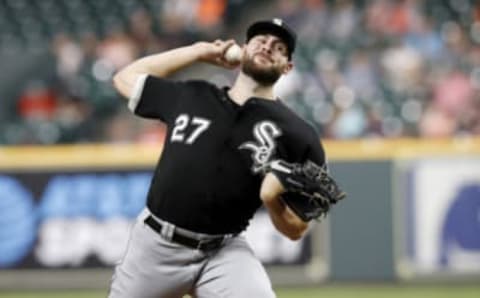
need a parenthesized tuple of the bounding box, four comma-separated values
(224, 44, 242, 63)
(267, 160, 347, 222)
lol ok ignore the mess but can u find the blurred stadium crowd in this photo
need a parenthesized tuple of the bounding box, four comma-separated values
(0, 0, 479, 145)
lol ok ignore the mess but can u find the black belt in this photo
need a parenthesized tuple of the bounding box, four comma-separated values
(144, 215, 226, 251)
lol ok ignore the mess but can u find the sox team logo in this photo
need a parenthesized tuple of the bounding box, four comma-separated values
(239, 121, 282, 173)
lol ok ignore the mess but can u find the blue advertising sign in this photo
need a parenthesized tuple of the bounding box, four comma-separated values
(398, 158, 480, 277)
(0, 169, 311, 269)
(0, 170, 152, 269)
(0, 176, 37, 267)
(440, 184, 480, 267)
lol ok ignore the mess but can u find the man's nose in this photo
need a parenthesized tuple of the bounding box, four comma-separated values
(261, 42, 273, 54)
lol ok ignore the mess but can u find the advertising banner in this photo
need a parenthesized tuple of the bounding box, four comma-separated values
(396, 158, 480, 278)
(0, 169, 151, 269)
(0, 169, 317, 269)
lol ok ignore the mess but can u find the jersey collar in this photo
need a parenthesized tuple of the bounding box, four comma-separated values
(222, 87, 281, 107)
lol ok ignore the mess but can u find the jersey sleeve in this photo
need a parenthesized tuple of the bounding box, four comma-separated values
(303, 126, 326, 168)
(128, 74, 194, 123)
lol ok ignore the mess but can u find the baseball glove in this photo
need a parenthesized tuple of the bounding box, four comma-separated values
(267, 159, 346, 222)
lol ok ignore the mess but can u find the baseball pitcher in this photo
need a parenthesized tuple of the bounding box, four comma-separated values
(108, 18, 345, 298)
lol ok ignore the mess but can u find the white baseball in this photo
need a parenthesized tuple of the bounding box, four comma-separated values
(224, 44, 242, 63)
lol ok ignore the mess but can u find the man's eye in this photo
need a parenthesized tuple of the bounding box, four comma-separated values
(276, 45, 287, 53)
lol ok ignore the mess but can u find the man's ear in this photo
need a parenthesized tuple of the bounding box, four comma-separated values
(282, 61, 293, 75)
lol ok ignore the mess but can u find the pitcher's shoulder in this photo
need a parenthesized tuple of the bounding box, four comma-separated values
(275, 101, 318, 132)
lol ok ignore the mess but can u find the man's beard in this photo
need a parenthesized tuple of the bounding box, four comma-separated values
(242, 55, 282, 86)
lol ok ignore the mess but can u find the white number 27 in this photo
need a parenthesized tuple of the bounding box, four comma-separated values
(171, 114, 211, 144)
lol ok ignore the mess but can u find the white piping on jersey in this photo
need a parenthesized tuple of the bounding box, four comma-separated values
(128, 73, 149, 113)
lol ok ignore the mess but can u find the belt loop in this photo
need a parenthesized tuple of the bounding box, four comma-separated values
(162, 221, 175, 240)
(138, 208, 150, 221)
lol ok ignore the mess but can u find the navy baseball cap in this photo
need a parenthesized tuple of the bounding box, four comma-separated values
(246, 18, 296, 60)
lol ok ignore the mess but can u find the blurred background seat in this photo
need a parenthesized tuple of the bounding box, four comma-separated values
(0, 0, 479, 145)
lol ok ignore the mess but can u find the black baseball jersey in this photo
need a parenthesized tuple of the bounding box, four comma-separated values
(129, 75, 326, 235)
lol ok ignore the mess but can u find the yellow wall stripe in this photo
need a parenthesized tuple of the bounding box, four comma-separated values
(323, 137, 480, 160)
(0, 137, 479, 170)
(0, 144, 163, 170)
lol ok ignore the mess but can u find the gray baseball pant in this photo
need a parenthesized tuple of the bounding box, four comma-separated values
(108, 209, 276, 298)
